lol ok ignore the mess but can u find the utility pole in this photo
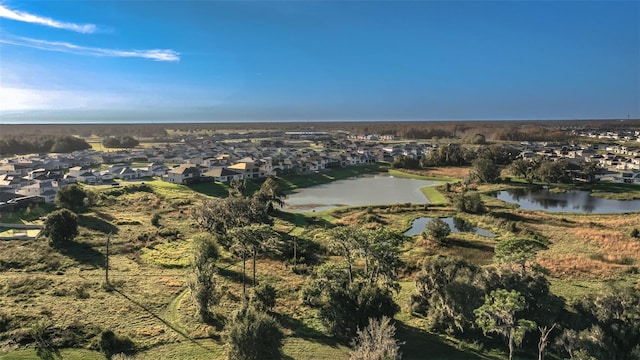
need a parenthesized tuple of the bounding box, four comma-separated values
(293, 236, 297, 265)
(105, 233, 111, 284)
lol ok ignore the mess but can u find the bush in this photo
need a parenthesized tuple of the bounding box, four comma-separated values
(97, 330, 135, 359)
(453, 192, 485, 214)
(253, 283, 277, 311)
(631, 228, 639, 238)
(350, 316, 402, 360)
(43, 209, 79, 247)
(423, 218, 451, 243)
(226, 305, 283, 360)
(151, 213, 161, 227)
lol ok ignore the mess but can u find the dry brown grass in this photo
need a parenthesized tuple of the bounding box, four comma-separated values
(573, 228, 640, 261)
(538, 255, 625, 279)
(399, 166, 470, 179)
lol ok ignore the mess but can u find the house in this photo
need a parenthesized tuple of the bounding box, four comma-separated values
(228, 161, 260, 179)
(15, 180, 60, 203)
(146, 163, 169, 177)
(163, 164, 201, 184)
(202, 168, 243, 182)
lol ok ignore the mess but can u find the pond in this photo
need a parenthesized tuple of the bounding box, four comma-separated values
(405, 217, 495, 237)
(492, 188, 640, 214)
(284, 173, 438, 212)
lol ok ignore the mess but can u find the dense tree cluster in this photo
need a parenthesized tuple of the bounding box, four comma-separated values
(56, 184, 93, 212)
(508, 157, 603, 184)
(0, 135, 90, 156)
(495, 125, 574, 142)
(102, 136, 140, 148)
(301, 225, 407, 340)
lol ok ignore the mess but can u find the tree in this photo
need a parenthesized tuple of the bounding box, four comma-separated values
(412, 255, 485, 334)
(188, 233, 220, 322)
(494, 238, 548, 273)
(573, 286, 640, 358)
(328, 226, 360, 284)
(350, 316, 402, 360)
(303, 276, 400, 341)
(255, 177, 286, 210)
(43, 209, 79, 247)
(423, 218, 451, 243)
(474, 289, 536, 360)
(191, 197, 271, 245)
(471, 157, 501, 184)
(229, 178, 247, 198)
(228, 224, 281, 296)
(56, 184, 90, 212)
(226, 304, 283, 360)
(538, 324, 556, 360)
(453, 192, 485, 214)
(508, 159, 530, 179)
(361, 227, 407, 290)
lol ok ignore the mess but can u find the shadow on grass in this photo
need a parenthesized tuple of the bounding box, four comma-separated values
(276, 313, 342, 348)
(111, 287, 218, 354)
(187, 182, 229, 198)
(58, 240, 106, 268)
(445, 238, 494, 253)
(217, 264, 248, 286)
(78, 214, 119, 234)
(91, 209, 115, 222)
(396, 323, 487, 360)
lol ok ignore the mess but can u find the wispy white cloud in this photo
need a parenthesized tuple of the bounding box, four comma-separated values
(0, 4, 96, 33)
(0, 35, 180, 62)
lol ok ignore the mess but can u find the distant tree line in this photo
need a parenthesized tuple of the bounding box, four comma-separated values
(102, 136, 140, 148)
(0, 135, 90, 156)
(494, 125, 575, 143)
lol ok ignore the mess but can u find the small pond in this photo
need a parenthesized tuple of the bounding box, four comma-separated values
(405, 217, 495, 237)
(284, 173, 438, 212)
(492, 188, 640, 214)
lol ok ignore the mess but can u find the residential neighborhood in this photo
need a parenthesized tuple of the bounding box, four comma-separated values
(1, 132, 639, 210)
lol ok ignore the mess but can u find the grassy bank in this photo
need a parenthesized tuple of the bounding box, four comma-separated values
(277, 164, 384, 193)
(505, 177, 640, 200)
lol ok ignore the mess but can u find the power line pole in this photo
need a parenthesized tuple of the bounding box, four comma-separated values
(105, 233, 111, 285)
(293, 236, 297, 266)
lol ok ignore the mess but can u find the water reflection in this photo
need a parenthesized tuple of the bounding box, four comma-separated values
(492, 189, 640, 214)
(405, 217, 495, 237)
(284, 173, 438, 212)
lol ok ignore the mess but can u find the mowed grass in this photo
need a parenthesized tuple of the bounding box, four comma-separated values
(278, 164, 384, 193)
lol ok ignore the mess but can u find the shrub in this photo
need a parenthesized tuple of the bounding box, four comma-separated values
(151, 213, 161, 227)
(631, 228, 639, 238)
(350, 316, 402, 360)
(253, 283, 277, 311)
(97, 330, 135, 359)
(423, 218, 451, 243)
(226, 304, 283, 360)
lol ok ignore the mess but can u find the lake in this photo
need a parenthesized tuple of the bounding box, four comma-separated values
(405, 217, 495, 237)
(284, 173, 438, 212)
(492, 188, 640, 214)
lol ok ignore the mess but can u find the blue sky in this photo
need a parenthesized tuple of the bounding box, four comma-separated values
(0, 0, 638, 122)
